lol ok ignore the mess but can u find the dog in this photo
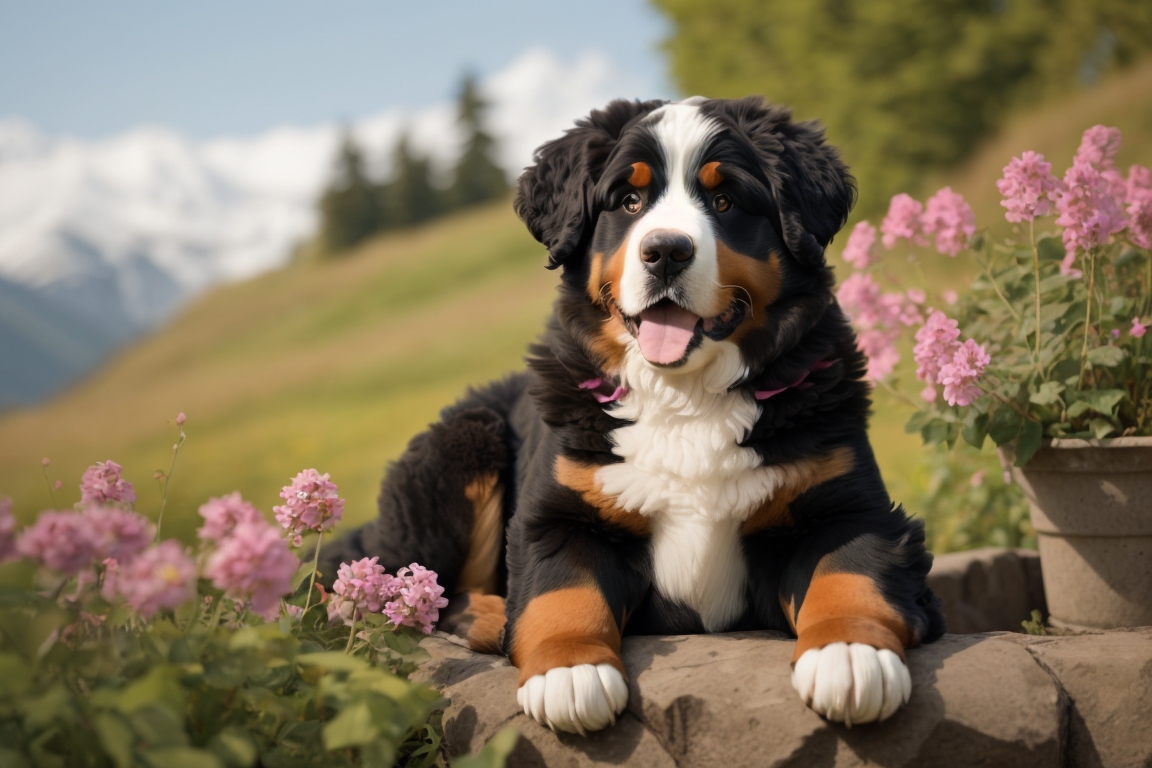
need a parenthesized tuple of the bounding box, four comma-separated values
(319, 96, 944, 733)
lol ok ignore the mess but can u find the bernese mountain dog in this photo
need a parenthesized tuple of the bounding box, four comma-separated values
(320, 96, 944, 733)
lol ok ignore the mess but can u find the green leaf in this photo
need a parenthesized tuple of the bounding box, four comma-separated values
(987, 405, 1023, 446)
(323, 701, 377, 750)
(19, 683, 72, 729)
(94, 712, 136, 768)
(141, 747, 223, 768)
(1029, 381, 1064, 406)
(921, 418, 950, 446)
(0, 653, 33, 697)
(904, 409, 931, 435)
(291, 560, 317, 592)
(1070, 389, 1126, 417)
(452, 727, 520, 768)
(206, 727, 258, 768)
(114, 666, 187, 716)
(1014, 420, 1043, 467)
(1087, 346, 1125, 368)
(1089, 418, 1118, 439)
(298, 651, 370, 673)
(1036, 235, 1064, 262)
(961, 412, 989, 449)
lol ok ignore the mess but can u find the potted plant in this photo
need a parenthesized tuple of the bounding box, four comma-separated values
(836, 126, 1152, 630)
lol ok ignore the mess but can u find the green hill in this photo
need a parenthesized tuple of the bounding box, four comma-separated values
(2, 60, 1150, 548)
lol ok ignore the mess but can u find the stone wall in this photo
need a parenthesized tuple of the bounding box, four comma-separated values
(414, 549, 1152, 767)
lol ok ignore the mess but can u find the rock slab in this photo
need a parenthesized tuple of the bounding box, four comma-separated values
(415, 628, 1152, 767)
(927, 547, 1046, 634)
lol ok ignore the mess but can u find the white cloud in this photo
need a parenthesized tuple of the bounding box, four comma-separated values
(0, 47, 660, 329)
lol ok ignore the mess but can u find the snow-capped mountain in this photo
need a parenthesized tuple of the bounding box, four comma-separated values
(0, 48, 657, 408)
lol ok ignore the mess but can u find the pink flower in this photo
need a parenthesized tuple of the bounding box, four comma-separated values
(204, 522, 299, 621)
(116, 540, 196, 618)
(273, 469, 345, 546)
(880, 194, 925, 249)
(1056, 158, 1127, 266)
(921, 187, 976, 256)
(101, 558, 120, 601)
(82, 506, 154, 562)
(175, 412, 187, 426)
(198, 492, 264, 542)
(327, 556, 400, 626)
(41, 457, 51, 467)
(1074, 125, 1122, 171)
(942, 290, 958, 305)
(1127, 165, 1152, 250)
(837, 273, 884, 327)
(383, 564, 448, 635)
(1132, 317, 1148, 339)
(841, 221, 878, 269)
(906, 289, 926, 305)
(970, 470, 986, 488)
(79, 461, 136, 507)
(0, 497, 16, 563)
(913, 310, 962, 389)
(856, 329, 901, 380)
(16, 511, 97, 573)
(938, 339, 990, 407)
(997, 151, 1064, 223)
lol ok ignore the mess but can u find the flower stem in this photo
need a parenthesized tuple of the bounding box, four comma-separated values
(345, 616, 357, 653)
(155, 425, 186, 541)
(206, 595, 226, 629)
(1030, 219, 1043, 376)
(302, 530, 323, 618)
(1078, 248, 1098, 389)
(980, 250, 1021, 322)
(41, 465, 57, 507)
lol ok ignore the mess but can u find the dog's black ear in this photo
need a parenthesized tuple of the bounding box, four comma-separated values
(704, 98, 856, 268)
(515, 99, 666, 269)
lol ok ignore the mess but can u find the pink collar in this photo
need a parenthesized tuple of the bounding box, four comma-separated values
(578, 377, 629, 404)
(580, 358, 835, 404)
(754, 359, 835, 400)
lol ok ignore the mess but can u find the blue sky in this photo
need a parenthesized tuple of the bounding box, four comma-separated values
(0, 0, 672, 138)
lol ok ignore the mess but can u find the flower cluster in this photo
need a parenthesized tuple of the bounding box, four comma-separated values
(79, 460, 136, 506)
(204, 521, 299, 620)
(836, 261, 924, 380)
(383, 564, 449, 635)
(198, 492, 264, 542)
(841, 221, 878, 269)
(274, 469, 345, 546)
(913, 311, 990, 406)
(921, 187, 976, 257)
(996, 151, 1063, 223)
(0, 497, 15, 563)
(327, 558, 447, 635)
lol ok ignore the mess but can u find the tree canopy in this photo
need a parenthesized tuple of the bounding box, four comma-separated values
(653, 0, 1152, 209)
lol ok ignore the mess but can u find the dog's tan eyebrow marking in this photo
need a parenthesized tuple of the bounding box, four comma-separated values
(628, 162, 652, 188)
(699, 161, 724, 189)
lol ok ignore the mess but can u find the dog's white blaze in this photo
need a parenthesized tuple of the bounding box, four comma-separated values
(616, 103, 722, 319)
(597, 343, 802, 631)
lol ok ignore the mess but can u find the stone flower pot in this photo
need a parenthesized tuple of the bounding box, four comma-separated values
(1002, 437, 1152, 630)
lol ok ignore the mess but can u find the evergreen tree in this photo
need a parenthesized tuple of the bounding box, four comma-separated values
(447, 73, 509, 209)
(380, 132, 442, 229)
(317, 133, 384, 254)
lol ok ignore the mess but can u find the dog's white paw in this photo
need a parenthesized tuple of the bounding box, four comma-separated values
(792, 642, 911, 726)
(516, 663, 628, 734)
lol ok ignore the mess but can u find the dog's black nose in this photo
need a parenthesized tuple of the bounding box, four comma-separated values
(640, 229, 695, 281)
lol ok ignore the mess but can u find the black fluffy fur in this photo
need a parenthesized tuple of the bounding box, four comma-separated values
(320, 96, 944, 655)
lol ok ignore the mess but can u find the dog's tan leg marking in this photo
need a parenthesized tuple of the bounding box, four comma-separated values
(554, 456, 650, 536)
(510, 584, 624, 687)
(465, 592, 507, 654)
(457, 473, 502, 596)
(740, 448, 855, 536)
(792, 564, 912, 663)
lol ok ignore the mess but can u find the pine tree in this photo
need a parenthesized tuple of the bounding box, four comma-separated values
(380, 132, 442, 229)
(447, 73, 509, 210)
(317, 133, 384, 254)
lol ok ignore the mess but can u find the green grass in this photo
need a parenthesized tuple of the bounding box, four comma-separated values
(2, 60, 1151, 548)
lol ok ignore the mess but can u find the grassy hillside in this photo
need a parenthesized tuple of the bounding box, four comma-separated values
(2, 60, 1150, 549)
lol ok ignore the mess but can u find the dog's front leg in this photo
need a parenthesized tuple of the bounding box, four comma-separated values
(507, 580, 630, 734)
(781, 525, 937, 726)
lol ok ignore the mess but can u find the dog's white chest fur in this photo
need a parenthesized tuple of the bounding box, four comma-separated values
(596, 343, 792, 631)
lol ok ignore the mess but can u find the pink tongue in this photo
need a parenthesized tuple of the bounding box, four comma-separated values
(637, 304, 700, 364)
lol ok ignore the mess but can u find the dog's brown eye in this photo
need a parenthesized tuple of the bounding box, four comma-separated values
(623, 193, 643, 214)
(713, 194, 732, 213)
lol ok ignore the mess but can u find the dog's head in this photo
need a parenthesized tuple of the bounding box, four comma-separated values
(516, 96, 855, 378)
